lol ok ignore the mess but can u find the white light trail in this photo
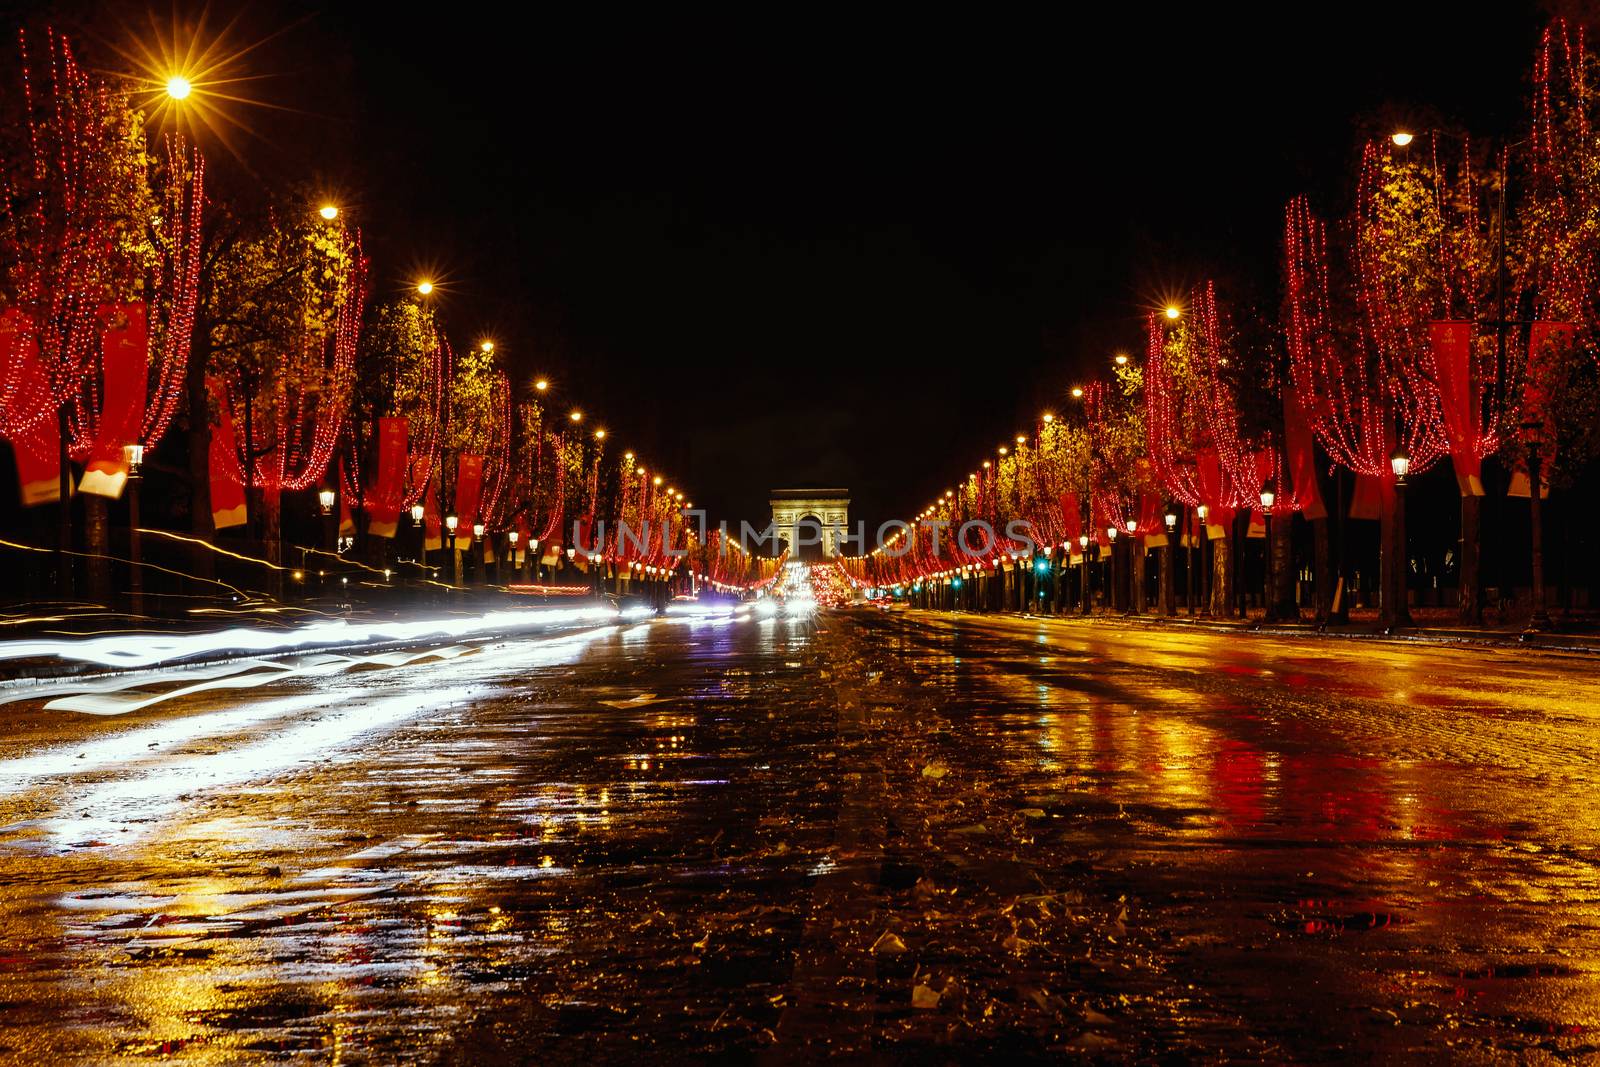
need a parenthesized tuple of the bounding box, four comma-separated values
(0, 605, 618, 672)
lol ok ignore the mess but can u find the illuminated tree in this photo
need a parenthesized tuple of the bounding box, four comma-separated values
(205, 198, 365, 567)
(1, 31, 203, 598)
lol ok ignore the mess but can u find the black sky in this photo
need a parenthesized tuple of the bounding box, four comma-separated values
(18, 2, 1550, 531)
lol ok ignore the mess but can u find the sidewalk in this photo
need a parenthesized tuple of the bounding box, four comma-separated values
(901, 605, 1600, 655)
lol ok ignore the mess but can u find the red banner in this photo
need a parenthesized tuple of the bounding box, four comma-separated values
(1284, 383, 1326, 519)
(367, 417, 407, 538)
(1059, 492, 1082, 544)
(453, 453, 484, 546)
(4, 310, 68, 505)
(1429, 320, 1482, 495)
(1350, 472, 1385, 521)
(208, 379, 247, 530)
(424, 472, 442, 551)
(79, 303, 148, 498)
(1523, 321, 1573, 442)
(1196, 449, 1236, 536)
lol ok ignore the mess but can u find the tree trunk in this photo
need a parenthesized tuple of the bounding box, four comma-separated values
(1459, 492, 1481, 625)
(83, 495, 111, 604)
(1312, 517, 1331, 627)
(1271, 511, 1297, 621)
(57, 409, 72, 597)
(263, 490, 284, 600)
(1213, 535, 1233, 617)
(185, 332, 215, 583)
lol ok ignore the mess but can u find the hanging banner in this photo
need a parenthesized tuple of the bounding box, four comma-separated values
(339, 480, 355, 538)
(453, 453, 484, 547)
(1137, 493, 1165, 546)
(424, 472, 442, 551)
(1429, 320, 1483, 495)
(1284, 383, 1326, 519)
(367, 417, 407, 538)
(80, 303, 149, 498)
(4, 312, 69, 506)
(1349, 472, 1386, 521)
(1522, 321, 1573, 439)
(1196, 448, 1236, 536)
(1059, 492, 1082, 544)
(207, 379, 247, 529)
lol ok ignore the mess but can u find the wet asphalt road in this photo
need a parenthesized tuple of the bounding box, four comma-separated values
(2, 606, 1600, 1062)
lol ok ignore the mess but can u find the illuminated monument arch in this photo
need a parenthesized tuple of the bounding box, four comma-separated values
(770, 488, 849, 562)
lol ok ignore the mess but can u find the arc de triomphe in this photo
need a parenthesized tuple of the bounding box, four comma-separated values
(769, 488, 849, 559)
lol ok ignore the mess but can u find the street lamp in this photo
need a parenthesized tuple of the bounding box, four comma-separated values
(445, 514, 460, 586)
(1390, 131, 1415, 147)
(318, 488, 336, 515)
(319, 204, 339, 221)
(473, 521, 487, 584)
(410, 502, 427, 577)
(124, 443, 145, 616)
(416, 280, 434, 296)
(165, 75, 192, 100)
(1260, 487, 1276, 623)
(1079, 533, 1092, 615)
(535, 378, 549, 392)
(1162, 511, 1178, 617)
(1387, 445, 1413, 632)
(1197, 504, 1211, 617)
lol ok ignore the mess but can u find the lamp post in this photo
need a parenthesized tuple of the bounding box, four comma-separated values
(1108, 526, 1120, 614)
(1259, 487, 1276, 623)
(473, 522, 486, 585)
(1079, 534, 1091, 614)
(508, 529, 520, 583)
(1126, 521, 1141, 615)
(1386, 448, 1413, 633)
(1163, 510, 1177, 617)
(124, 444, 144, 616)
(318, 486, 337, 548)
(445, 514, 459, 586)
(410, 503, 426, 581)
(1197, 504, 1211, 616)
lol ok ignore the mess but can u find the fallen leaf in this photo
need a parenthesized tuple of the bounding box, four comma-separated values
(912, 983, 941, 1009)
(872, 931, 907, 954)
(921, 762, 949, 779)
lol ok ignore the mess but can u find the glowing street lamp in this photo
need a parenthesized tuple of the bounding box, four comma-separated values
(123, 444, 146, 614)
(319, 204, 339, 221)
(318, 488, 336, 515)
(480, 340, 495, 354)
(416, 280, 434, 296)
(1391, 131, 1415, 147)
(569, 410, 583, 423)
(165, 75, 193, 100)
(444, 514, 460, 586)
(410, 503, 425, 524)
(1165, 305, 1181, 320)
(1071, 386, 1084, 399)
(534, 378, 549, 392)
(594, 429, 606, 440)
(1114, 353, 1129, 366)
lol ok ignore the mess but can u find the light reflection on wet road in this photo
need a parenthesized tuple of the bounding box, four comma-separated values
(2, 608, 1599, 1061)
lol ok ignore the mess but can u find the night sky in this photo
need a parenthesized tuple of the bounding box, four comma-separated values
(16, 1, 1549, 531)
